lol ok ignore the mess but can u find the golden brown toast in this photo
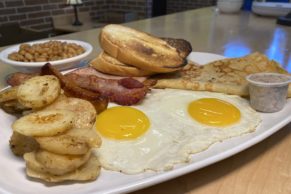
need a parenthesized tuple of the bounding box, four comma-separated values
(161, 37, 192, 58)
(99, 24, 192, 73)
(90, 52, 154, 77)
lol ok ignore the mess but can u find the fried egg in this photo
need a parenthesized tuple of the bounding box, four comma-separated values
(95, 89, 261, 174)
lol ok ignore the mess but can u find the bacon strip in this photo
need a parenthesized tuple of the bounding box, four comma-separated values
(66, 71, 149, 105)
(71, 67, 147, 83)
(41, 63, 108, 113)
(6, 66, 149, 106)
(7, 72, 37, 86)
(118, 78, 144, 89)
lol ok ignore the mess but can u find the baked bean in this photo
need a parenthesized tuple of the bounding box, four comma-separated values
(24, 53, 33, 60)
(8, 41, 85, 62)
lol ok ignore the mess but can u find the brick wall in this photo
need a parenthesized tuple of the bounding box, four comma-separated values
(0, 0, 215, 33)
(167, 0, 217, 14)
(106, 0, 152, 21)
(0, 0, 107, 32)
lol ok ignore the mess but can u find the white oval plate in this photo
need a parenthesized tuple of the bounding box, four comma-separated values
(0, 52, 290, 194)
(0, 39, 93, 72)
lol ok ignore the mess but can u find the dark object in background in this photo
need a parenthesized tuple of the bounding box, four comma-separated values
(0, 23, 48, 47)
(72, 4, 82, 26)
(152, 0, 167, 17)
(277, 11, 291, 26)
(67, 0, 83, 26)
(242, 0, 253, 11)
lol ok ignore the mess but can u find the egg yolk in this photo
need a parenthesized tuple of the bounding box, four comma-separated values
(96, 106, 150, 140)
(188, 98, 241, 126)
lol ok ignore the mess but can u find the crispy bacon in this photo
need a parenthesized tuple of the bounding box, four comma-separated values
(118, 78, 144, 89)
(6, 72, 37, 86)
(6, 65, 149, 106)
(70, 67, 147, 83)
(41, 63, 108, 113)
(66, 70, 149, 105)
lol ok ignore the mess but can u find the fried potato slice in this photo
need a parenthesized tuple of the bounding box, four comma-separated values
(0, 86, 18, 103)
(0, 100, 30, 114)
(12, 110, 74, 137)
(24, 152, 100, 182)
(36, 128, 101, 155)
(82, 129, 102, 148)
(0, 87, 27, 114)
(17, 75, 60, 109)
(44, 96, 97, 129)
(34, 150, 91, 175)
(9, 131, 39, 156)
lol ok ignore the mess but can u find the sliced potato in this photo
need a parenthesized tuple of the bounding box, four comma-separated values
(44, 96, 97, 129)
(36, 135, 89, 155)
(0, 86, 18, 103)
(24, 153, 100, 183)
(0, 100, 30, 114)
(24, 151, 49, 174)
(31, 150, 91, 175)
(36, 128, 101, 155)
(9, 131, 39, 156)
(82, 129, 102, 148)
(17, 75, 60, 109)
(12, 110, 74, 137)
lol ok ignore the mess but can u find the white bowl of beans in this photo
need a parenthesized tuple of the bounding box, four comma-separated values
(0, 39, 93, 72)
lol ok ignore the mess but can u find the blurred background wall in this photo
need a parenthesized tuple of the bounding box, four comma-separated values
(0, 0, 217, 33)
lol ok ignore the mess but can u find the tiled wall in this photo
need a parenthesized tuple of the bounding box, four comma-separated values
(0, 0, 215, 32)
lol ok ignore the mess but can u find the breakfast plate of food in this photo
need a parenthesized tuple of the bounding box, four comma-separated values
(0, 24, 290, 194)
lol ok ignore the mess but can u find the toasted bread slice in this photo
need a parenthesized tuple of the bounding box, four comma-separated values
(99, 24, 192, 73)
(161, 38, 192, 58)
(90, 51, 154, 77)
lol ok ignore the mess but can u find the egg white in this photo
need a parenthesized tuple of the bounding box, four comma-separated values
(95, 89, 261, 174)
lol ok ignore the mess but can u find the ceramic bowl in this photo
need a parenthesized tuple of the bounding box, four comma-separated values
(217, 0, 243, 13)
(0, 39, 93, 72)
